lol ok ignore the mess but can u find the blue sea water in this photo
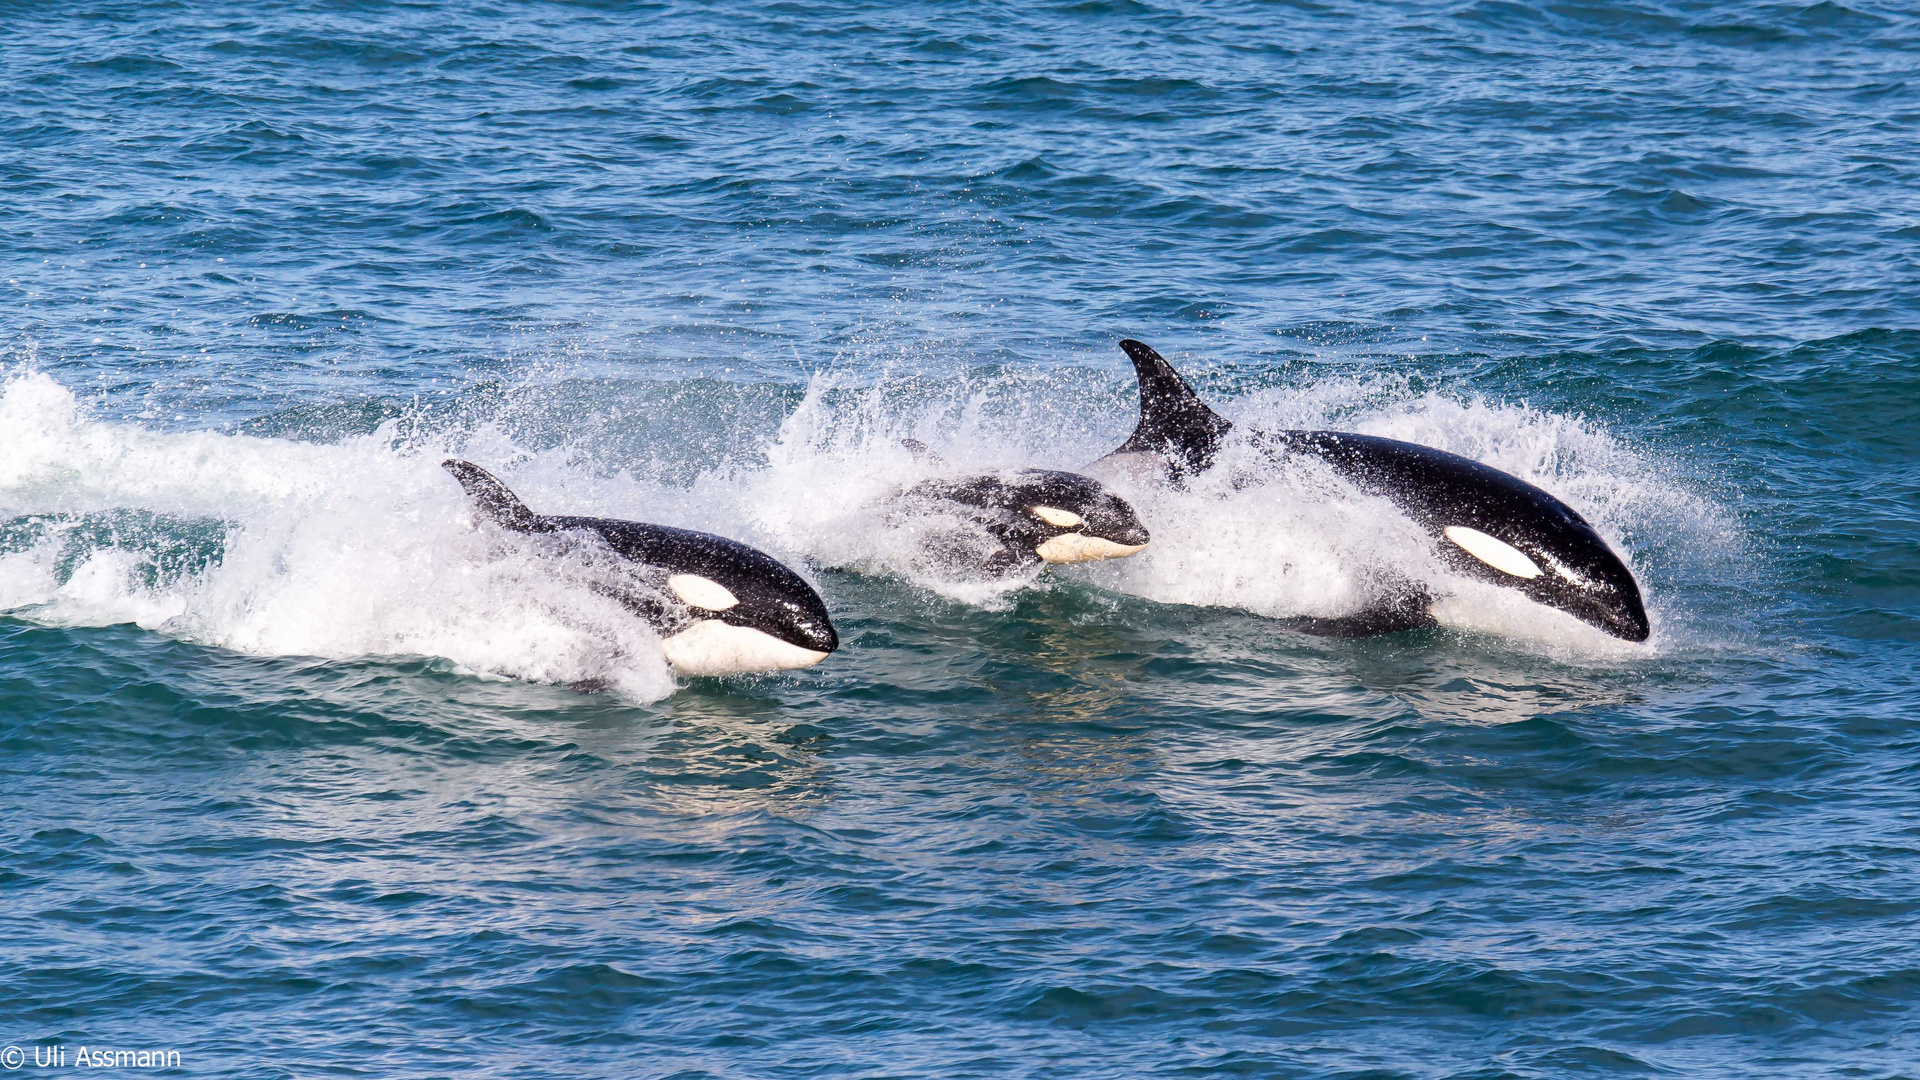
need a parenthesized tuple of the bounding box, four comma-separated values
(3, 1, 1919, 1076)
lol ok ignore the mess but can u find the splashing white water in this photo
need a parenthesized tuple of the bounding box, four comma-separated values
(0, 372, 680, 700)
(708, 366, 1734, 659)
(0, 362, 1736, 689)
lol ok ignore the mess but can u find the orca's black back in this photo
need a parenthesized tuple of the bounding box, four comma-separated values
(542, 515, 838, 650)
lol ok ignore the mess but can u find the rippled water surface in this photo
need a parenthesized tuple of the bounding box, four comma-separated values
(3, 2, 1918, 1077)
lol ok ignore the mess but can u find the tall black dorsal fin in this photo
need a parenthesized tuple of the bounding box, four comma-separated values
(1113, 339, 1233, 474)
(443, 459, 540, 532)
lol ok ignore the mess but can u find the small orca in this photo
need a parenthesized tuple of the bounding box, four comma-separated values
(891, 440, 1151, 577)
(442, 460, 839, 675)
(1092, 340, 1651, 642)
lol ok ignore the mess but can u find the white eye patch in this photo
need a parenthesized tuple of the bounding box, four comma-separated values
(667, 573, 740, 611)
(1030, 506, 1083, 528)
(1443, 526, 1542, 580)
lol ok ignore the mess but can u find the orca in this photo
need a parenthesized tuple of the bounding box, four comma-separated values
(891, 440, 1150, 577)
(1092, 340, 1651, 643)
(443, 460, 839, 676)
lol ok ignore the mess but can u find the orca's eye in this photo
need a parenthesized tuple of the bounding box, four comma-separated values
(1030, 506, 1083, 528)
(668, 573, 740, 611)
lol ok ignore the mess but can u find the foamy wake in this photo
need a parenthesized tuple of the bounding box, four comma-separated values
(0, 365, 1735, 695)
(0, 372, 680, 700)
(714, 368, 1735, 659)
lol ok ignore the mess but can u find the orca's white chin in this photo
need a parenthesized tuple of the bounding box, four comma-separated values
(659, 620, 831, 676)
(1035, 534, 1149, 564)
(1427, 592, 1646, 650)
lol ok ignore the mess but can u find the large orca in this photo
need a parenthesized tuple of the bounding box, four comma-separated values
(891, 440, 1150, 576)
(1093, 340, 1651, 642)
(443, 460, 839, 675)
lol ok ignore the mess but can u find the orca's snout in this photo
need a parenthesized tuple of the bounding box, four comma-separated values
(1549, 535, 1651, 643)
(734, 576, 839, 657)
(776, 603, 839, 654)
(1502, 535, 1651, 643)
(1584, 591, 1651, 643)
(1072, 490, 1151, 549)
(1616, 604, 1651, 643)
(1096, 515, 1152, 549)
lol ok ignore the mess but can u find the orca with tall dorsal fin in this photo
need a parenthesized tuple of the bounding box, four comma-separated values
(1091, 340, 1651, 643)
(443, 460, 839, 676)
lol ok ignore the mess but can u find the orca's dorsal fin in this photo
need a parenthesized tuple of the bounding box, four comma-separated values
(1112, 339, 1233, 474)
(443, 459, 540, 532)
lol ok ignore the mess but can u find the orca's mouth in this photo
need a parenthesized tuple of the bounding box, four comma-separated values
(778, 619, 840, 654)
(1544, 557, 1651, 643)
(1532, 584, 1650, 643)
(725, 609, 839, 654)
(1588, 598, 1651, 643)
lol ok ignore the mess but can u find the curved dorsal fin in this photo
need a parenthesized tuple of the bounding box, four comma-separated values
(443, 459, 540, 532)
(1113, 339, 1232, 474)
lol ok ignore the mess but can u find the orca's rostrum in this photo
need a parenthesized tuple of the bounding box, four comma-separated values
(443, 460, 839, 676)
(1093, 340, 1651, 642)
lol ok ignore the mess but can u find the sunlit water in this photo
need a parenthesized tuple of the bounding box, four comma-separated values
(3, 3, 1917, 1077)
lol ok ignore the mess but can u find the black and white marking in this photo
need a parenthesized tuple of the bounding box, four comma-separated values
(443, 460, 839, 675)
(889, 441, 1150, 578)
(1091, 340, 1651, 642)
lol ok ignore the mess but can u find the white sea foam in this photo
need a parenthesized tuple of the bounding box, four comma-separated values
(713, 366, 1733, 660)
(0, 372, 679, 700)
(0, 363, 1735, 689)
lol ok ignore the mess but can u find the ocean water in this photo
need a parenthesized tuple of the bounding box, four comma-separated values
(3, 1, 1918, 1076)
